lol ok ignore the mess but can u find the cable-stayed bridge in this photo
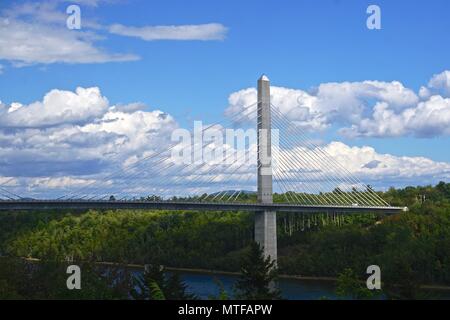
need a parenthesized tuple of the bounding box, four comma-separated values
(0, 75, 406, 261)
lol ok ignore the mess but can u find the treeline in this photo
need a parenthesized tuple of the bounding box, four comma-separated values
(0, 182, 449, 298)
(278, 182, 450, 298)
(1, 210, 254, 271)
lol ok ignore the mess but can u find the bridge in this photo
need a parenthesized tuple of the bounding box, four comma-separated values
(0, 199, 402, 214)
(0, 75, 406, 262)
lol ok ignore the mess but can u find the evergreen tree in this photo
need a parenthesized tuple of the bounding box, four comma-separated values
(130, 264, 196, 300)
(165, 272, 196, 300)
(234, 242, 281, 300)
(335, 268, 377, 300)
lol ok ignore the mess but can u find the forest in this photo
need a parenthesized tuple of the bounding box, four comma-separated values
(0, 181, 449, 299)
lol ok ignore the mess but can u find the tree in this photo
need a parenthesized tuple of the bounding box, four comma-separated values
(234, 242, 281, 300)
(335, 268, 377, 300)
(130, 264, 196, 300)
(208, 278, 229, 300)
(164, 272, 196, 300)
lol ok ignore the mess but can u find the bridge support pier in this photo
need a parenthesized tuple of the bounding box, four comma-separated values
(255, 74, 277, 263)
(255, 210, 277, 262)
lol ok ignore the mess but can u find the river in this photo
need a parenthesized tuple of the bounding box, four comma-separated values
(165, 271, 338, 300)
(158, 270, 450, 300)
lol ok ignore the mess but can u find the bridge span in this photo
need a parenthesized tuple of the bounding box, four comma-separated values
(0, 200, 406, 214)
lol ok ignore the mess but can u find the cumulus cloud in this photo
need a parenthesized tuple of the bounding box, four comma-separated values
(266, 141, 450, 192)
(0, 86, 178, 187)
(341, 95, 450, 138)
(81, 108, 178, 152)
(320, 142, 450, 186)
(110, 102, 147, 113)
(0, 87, 109, 127)
(427, 70, 450, 97)
(226, 71, 450, 138)
(109, 23, 228, 41)
(226, 87, 325, 131)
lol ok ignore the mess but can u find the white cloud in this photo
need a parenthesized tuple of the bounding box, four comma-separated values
(341, 95, 450, 138)
(0, 1, 228, 67)
(0, 1, 135, 66)
(81, 108, 178, 152)
(226, 71, 450, 138)
(110, 102, 147, 113)
(319, 142, 450, 186)
(427, 70, 450, 97)
(260, 141, 450, 193)
(3, 2, 66, 25)
(0, 18, 138, 66)
(266, 141, 450, 193)
(0, 87, 109, 127)
(0, 177, 19, 187)
(109, 23, 228, 41)
(0, 86, 179, 185)
(226, 87, 326, 131)
(315, 80, 419, 113)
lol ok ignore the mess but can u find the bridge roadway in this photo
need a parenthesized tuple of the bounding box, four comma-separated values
(0, 200, 407, 214)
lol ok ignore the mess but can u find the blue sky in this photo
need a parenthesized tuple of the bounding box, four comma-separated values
(0, 0, 449, 196)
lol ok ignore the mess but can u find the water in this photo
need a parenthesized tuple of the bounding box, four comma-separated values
(175, 272, 450, 300)
(176, 271, 338, 300)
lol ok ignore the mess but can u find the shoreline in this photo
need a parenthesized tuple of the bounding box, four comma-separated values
(95, 260, 450, 291)
(5, 256, 450, 291)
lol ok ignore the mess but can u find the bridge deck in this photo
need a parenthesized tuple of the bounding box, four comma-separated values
(0, 200, 407, 214)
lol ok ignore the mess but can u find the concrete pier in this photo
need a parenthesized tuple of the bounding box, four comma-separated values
(255, 75, 277, 263)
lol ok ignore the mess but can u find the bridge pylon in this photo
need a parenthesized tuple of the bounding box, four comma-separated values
(255, 74, 277, 264)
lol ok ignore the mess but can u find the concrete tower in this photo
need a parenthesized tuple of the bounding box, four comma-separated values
(255, 74, 277, 263)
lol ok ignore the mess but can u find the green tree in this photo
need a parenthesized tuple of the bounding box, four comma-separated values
(335, 268, 377, 300)
(130, 264, 196, 300)
(234, 242, 281, 300)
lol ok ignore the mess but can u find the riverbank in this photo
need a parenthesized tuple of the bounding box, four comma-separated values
(7, 256, 450, 292)
(93, 260, 450, 291)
